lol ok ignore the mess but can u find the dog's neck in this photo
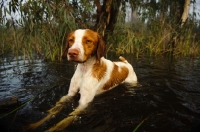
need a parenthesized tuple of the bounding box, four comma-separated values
(75, 56, 104, 74)
(80, 56, 101, 66)
(75, 56, 95, 72)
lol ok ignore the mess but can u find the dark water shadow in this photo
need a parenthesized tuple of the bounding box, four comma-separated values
(0, 55, 200, 132)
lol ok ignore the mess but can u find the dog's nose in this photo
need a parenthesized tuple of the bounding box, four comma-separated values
(68, 48, 79, 57)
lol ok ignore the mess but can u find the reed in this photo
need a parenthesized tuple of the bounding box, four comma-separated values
(0, 19, 76, 61)
(0, 0, 78, 61)
(1, 0, 200, 61)
(1, 13, 199, 61)
(107, 19, 200, 58)
(0, 27, 13, 56)
(1, 19, 199, 61)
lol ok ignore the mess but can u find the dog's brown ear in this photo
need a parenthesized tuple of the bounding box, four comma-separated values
(62, 31, 74, 60)
(96, 34, 106, 61)
(61, 44, 68, 60)
(61, 39, 69, 60)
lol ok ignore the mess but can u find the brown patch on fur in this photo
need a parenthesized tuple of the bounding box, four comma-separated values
(62, 31, 75, 59)
(96, 34, 106, 61)
(102, 64, 128, 90)
(62, 29, 106, 62)
(92, 60, 107, 81)
(82, 30, 98, 61)
(83, 29, 106, 62)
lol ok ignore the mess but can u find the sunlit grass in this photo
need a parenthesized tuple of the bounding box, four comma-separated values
(1, 0, 199, 61)
(107, 20, 200, 58)
(0, 21, 76, 61)
(1, 19, 199, 61)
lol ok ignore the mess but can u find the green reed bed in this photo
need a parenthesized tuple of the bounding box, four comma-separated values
(0, 22, 75, 61)
(1, 20, 199, 61)
(0, 0, 78, 61)
(108, 21, 200, 58)
(1, 0, 200, 61)
(0, 20, 200, 61)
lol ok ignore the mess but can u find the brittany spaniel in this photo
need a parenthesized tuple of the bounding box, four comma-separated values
(25, 29, 137, 132)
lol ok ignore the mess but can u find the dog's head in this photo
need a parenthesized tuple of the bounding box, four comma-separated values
(62, 29, 106, 63)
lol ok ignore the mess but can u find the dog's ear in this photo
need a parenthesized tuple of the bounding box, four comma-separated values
(62, 40, 69, 60)
(96, 34, 106, 62)
(62, 41, 69, 59)
(62, 31, 74, 60)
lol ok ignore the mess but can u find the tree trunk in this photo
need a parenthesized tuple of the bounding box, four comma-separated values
(180, 0, 191, 27)
(94, 0, 122, 41)
(168, 0, 191, 55)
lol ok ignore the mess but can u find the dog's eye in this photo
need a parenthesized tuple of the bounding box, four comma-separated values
(86, 40, 92, 43)
(68, 39, 74, 47)
(69, 39, 74, 43)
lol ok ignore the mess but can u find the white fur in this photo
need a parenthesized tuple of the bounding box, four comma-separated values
(26, 29, 137, 131)
(66, 56, 137, 108)
(67, 29, 86, 62)
(67, 57, 99, 107)
(64, 29, 137, 108)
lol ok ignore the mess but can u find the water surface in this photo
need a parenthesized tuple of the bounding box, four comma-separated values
(0, 55, 200, 132)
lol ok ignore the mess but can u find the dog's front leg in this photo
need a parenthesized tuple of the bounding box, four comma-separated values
(23, 95, 73, 131)
(45, 106, 84, 132)
(45, 82, 98, 132)
(45, 100, 94, 132)
(24, 75, 80, 131)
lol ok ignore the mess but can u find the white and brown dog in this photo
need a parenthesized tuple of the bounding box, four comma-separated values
(25, 29, 137, 132)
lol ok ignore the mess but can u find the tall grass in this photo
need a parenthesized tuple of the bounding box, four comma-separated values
(0, 0, 78, 61)
(0, 24, 65, 61)
(0, 2, 200, 61)
(0, 16, 77, 61)
(107, 18, 200, 58)
(1, 19, 199, 61)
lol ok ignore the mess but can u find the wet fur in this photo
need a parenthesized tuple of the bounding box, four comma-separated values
(24, 29, 137, 131)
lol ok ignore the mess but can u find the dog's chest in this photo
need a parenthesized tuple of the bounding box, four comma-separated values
(76, 64, 93, 80)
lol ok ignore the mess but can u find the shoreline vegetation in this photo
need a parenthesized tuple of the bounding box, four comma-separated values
(0, 0, 200, 61)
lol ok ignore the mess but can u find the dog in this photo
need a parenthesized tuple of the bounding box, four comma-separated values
(25, 29, 137, 131)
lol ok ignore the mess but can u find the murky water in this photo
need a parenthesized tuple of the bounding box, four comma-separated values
(0, 55, 200, 132)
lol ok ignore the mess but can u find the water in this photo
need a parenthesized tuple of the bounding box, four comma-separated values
(0, 55, 200, 132)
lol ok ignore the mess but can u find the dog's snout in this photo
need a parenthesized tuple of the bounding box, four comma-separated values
(68, 48, 79, 57)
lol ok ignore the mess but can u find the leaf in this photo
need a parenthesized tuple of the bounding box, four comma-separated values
(5, 7, 11, 16)
(46, 3, 52, 18)
(64, 9, 67, 24)
(133, 117, 149, 132)
(6, 21, 10, 28)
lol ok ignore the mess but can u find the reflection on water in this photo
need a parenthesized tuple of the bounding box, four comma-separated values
(0, 55, 200, 132)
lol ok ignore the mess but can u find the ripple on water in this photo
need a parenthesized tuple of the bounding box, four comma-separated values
(0, 55, 200, 131)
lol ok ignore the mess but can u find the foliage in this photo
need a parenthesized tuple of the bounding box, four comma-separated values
(1, 0, 78, 61)
(0, 0, 200, 61)
(108, 9, 200, 58)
